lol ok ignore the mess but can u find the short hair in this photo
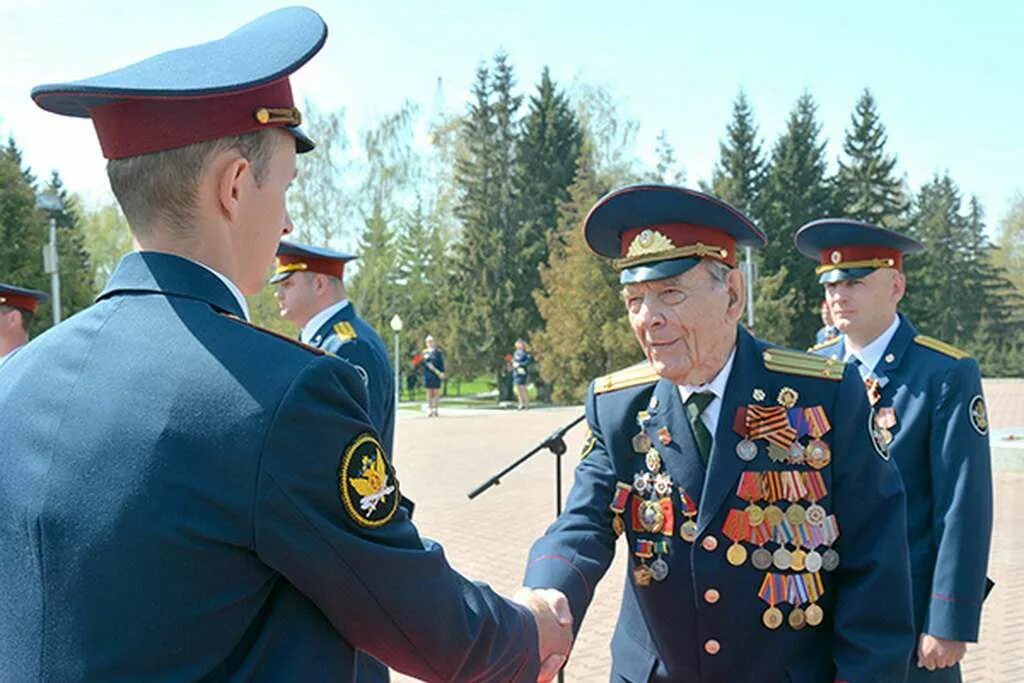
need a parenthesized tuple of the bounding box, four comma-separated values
(704, 259, 733, 288)
(1, 305, 33, 334)
(106, 129, 278, 238)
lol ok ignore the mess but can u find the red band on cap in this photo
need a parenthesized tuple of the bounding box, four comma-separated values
(277, 254, 345, 279)
(620, 223, 736, 267)
(820, 245, 903, 271)
(0, 293, 42, 314)
(87, 78, 295, 159)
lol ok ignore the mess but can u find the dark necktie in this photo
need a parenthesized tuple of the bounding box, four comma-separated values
(685, 392, 715, 467)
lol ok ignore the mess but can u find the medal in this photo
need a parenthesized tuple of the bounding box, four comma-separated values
(680, 520, 698, 542)
(751, 547, 772, 570)
(758, 573, 786, 630)
(678, 487, 699, 542)
(788, 607, 806, 630)
(763, 504, 784, 527)
(639, 499, 666, 534)
(786, 504, 807, 526)
(634, 564, 653, 586)
(657, 427, 672, 445)
(632, 432, 652, 454)
(821, 514, 841, 571)
(790, 548, 807, 571)
(727, 542, 748, 566)
(645, 448, 662, 473)
(736, 472, 765, 526)
(633, 471, 651, 494)
(803, 471, 828, 526)
(788, 441, 805, 464)
(822, 549, 840, 572)
(777, 387, 799, 408)
(612, 515, 625, 537)
(805, 603, 824, 626)
(609, 482, 631, 537)
(763, 606, 784, 629)
(736, 438, 758, 461)
(653, 472, 673, 496)
(767, 442, 789, 463)
(805, 439, 831, 469)
(746, 504, 765, 526)
(651, 555, 670, 582)
(772, 547, 792, 570)
(803, 572, 825, 626)
(804, 550, 823, 573)
(722, 509, 750, 567)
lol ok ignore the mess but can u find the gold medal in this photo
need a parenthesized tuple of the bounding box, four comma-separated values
(805, 439, 831, 469)
(634, 564, 653, 586)
(763, 504, 784, 527)
(612, 514, 625, 537)
(645, 448, 662, 472)
(726, 542, 748, 567)
(786, 504, 806, 526)
(639, 499, 665, 533)
(777, 387, 799, 408)
(680, 519, 698, 542)
(762, 606, 784, 630)
(805, 603, 824, 626)
(790, 548, 807, 571)
(745, 503, 765, 526)
(788, 607, 806, 630)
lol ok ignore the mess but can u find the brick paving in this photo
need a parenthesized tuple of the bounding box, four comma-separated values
(390, 379, 1023, 682)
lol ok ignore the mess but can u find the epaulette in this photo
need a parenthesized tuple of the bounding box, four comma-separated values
(221, 314, 325, 355)
(334, 321, 357, 342)
(806, 336, 841, 353)
(593, 362, 659, 395)
(913, 335, 969, 360)
(762, 348, 843, 381)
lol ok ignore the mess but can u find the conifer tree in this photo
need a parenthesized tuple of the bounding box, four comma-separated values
(834, 90, 907, 226)
(759, 93, 834, 346)
(708, 91, 766, 219)
(0, 138, 49, 334)
(45, 172, 96, 322)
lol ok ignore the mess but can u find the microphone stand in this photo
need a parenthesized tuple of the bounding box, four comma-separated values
(468, 413, 585, 683)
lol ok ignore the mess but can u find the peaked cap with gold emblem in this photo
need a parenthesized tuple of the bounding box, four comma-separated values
(583, 184, 766, 284)
(270, 240, 357, 284)
(793, 218, 924, 284)
(30, 7, 326, 158)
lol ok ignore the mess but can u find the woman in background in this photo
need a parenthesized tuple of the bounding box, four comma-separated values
(422, 335, 445, 417)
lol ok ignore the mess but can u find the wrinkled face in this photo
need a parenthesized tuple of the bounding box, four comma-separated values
(824, 268, 903, 342)
(234, 131, 296, 295)
(623, 263, 741, 385)
(275, 272, 319, 327)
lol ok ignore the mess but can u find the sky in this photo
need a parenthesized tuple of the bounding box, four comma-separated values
(1, 0, 1021, 235)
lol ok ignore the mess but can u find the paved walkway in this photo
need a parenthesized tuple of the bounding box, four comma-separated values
(390, 380, 1023, 682)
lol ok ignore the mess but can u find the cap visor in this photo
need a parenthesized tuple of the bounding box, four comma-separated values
(288, 126, 315, 153)
(269, 271, 294, 284)
(620, 257, 701, 285)
(818, 267, 876, 284)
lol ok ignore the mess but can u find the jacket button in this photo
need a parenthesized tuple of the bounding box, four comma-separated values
(701, 535, 718, 551)
(704, 588, 720, 604)
(704, 639, 721, 655)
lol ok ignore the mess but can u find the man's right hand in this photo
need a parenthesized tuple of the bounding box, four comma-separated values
(513, 587, 573, 682)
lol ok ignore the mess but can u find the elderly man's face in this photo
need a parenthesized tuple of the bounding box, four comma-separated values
(623, 263, 743, 385)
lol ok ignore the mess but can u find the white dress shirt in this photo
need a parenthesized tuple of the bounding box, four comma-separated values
(677, 345, 737, 438)
(190, 258, 250, 321)
(844, 315, 900, 379)
(300, 299, 350, 344)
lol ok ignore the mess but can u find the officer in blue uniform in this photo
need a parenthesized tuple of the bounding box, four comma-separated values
(0, 8, 571, 681)
(521, 184, 915, 682)
(512, 338, 533, 410)
(0, 284, 48, 365)
(797, 219, 994, 681)
(272, 241, 396, 456)
(422, 335, 445, 416)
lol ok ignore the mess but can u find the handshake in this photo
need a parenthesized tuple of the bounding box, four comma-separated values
(513, 587, 574, 682)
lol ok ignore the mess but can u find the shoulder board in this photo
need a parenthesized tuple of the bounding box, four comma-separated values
(913, 335, 969, 360)
(221, 314, 325, 356)
(593, 362, 659, 395)
(762, 348, 843, 381)
(334, 321, 357, 342)
(806, 336, 841, 353)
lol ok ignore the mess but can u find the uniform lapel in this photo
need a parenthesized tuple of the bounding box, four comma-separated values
(643, 378, 706, 509)
(873, 314, 916, 395)
(311, 301, 354, 346)
(697, 328, 761, 534)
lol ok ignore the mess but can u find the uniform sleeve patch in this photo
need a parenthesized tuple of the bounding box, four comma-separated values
(338, 433, 399, 528)
(969, 395, 989, 436)
(869, 408, 890, 460)
(580, 428, 597, 460)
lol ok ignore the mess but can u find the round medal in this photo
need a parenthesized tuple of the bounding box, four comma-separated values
(736, 438, 758, 461)
(645, 448, 661, 473)
(822, 548, 840, 572)
(680, 519, 698, 542)
(745, 504, 765, 526)
(790, 548, 807, 571)
(763, 504, 784, 527)
(751, 548, 773, 570)
(786, 504, 807, 526)
(804, 550, 823, 573)
(772, 547, 792, 571)
(805, 603, 824, 626)
(806, 439, 831, 469)
(612, 514, 625, 537)
(806, 504, 826, 527)
(632, 432, 652, 454)
(788, 607, 807, 630)
(650, 557, 669, 582)
(762, 606, 784, 630)
(639, 500, 665, 533)
(726, 542, 748, 567)
(634, 564, 653, 586)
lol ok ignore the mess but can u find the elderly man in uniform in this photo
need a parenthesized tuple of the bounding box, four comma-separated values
(0, 284, 48, 364)
(798, 219, 993, 681)
(519, 184, 915, 682)
(0, 8, 571, 681)
(273, 241, 395, 454)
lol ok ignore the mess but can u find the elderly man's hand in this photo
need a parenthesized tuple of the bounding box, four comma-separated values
(513, 587, 573, 682)
(917, 633, 967, 670)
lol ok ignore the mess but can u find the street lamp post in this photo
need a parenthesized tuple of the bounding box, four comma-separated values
(389, 314, 403, 408)
(35, 193, 64, 325)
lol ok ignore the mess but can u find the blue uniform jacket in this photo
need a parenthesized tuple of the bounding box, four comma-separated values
(422, 348, 445, 389)
(512, 350, 532, 385)
(810, 315, 993, 644)
(526, 328, 914, 683)
(0, 252, 538, 682)
(309, 303, 395, 456)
